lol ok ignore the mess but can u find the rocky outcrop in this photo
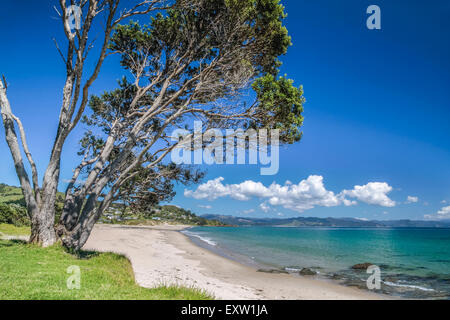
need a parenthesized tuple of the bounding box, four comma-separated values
(257, 269, 289, 274)
(299, 268, 317, 276)
(351, 263, 373, 270)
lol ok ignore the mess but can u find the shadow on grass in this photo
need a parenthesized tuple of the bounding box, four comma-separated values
(63, 246, 101, 260)
(0, 239, 28, 248)
(75, 250, 101, 260)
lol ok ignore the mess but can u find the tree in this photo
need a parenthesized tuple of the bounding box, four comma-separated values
(1, 0, 172, 247)
(0, 0, 304, 250)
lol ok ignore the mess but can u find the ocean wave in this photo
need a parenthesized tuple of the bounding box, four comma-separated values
(383, 281, 435, 292)
(183, 231, 217, 246)
(284, 267, 301, 272)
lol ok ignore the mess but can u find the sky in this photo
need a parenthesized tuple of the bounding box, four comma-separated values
(0, 0, 449, 221)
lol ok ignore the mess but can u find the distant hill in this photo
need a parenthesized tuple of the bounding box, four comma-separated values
(0, 184, 29, 226)
(0, 183, 26, 206)
(102, 204, 227, 226)
(201, 214, 450, 228)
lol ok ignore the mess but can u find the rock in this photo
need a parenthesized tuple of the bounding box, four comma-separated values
(257, 269, 289, 274)
(351, 263, 373, 270)
(299, 268, 317, 276)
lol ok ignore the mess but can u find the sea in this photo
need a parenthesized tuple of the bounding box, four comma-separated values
(183, 227, 450, 299)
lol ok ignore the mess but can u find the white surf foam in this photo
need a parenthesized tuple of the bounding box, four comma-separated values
(383, 281, 435, 292)
(183, 231, 217, 246)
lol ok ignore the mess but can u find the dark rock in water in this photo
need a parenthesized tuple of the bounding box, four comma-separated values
(257, 269, 289, 274)
(299, 268, 317, 276)
(351, 263, 373, 270)
(329, 273, 342, 280)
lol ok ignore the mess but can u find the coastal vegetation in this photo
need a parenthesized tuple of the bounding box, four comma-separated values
(0, 239, 212, 300)
(0, 0, 304, 250)
(0, 183, 225, 228)
(101, 204, 227, 226)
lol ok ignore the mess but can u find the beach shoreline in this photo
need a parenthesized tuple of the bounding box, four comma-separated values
(83, 224, 387, 300)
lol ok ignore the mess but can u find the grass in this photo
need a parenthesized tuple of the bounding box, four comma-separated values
(0, 184, 25, 204)
(0, 192, 23, 203)
(0, 240, 213, 300)
(0, 223, 30, 236)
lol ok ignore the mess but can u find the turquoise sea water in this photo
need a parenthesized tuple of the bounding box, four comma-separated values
(184, 227, 450, 299)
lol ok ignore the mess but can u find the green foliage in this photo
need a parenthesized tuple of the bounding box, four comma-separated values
(102, 204, 227, 227)
(251, 74, 305, 143)
(0, 184, 29, 226)
(119, 163, 205, 214)
(112, 0, 291, 74)
(0, 183, 26, 206)
(0, 183, 66, 226)
(0, 241, 213, 300)
(224, 0, 292, 74)
(0, 203, 29, 227)
(107, 0, 304, 137)
(158, 205, 224, 226)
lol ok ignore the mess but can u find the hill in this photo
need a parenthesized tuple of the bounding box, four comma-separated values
(201, 214, 450, 228)
(101, 204, 227, 226)
(0, 183, 26, 206)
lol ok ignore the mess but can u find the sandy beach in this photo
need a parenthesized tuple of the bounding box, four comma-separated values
(83, 224, 384, 300)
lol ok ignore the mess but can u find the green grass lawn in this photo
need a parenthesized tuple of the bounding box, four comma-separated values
(0, 223, 31, 236)
(0, 239, 213, 300)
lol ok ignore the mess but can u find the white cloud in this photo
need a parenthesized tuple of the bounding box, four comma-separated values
(405, 196, 419, 204)
(340, 182, 396, 207)
(267, 175, 345, 212)
(198, 205, 212, 209)
(243, 209, 255, 214)
(438, 206, 450, 218)
(184, 177, 268, 201)
(185, 176, 397, 213)
(442, 200, 448, 204)
(260, 202, 271, 213)
(424, 206, 450, 220)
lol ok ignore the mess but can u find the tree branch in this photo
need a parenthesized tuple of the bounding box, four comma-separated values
(11, 114, 41, 206)
(0, 77, 39, 215)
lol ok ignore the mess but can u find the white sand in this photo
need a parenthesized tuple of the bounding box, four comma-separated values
(83, 224, 385, 300)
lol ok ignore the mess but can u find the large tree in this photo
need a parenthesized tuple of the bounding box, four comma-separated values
(0, 0, 304, 250)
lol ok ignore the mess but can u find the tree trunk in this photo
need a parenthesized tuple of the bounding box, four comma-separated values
(28, 161, 61, 247)
(29, 211, 57, 247)
(60, 214, 96, 251)
(59, 191, 113, 251)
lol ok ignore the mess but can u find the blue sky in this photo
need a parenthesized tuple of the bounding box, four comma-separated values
(0, 1, 449, 220)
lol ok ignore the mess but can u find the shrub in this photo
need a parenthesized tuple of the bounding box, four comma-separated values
(0, 203, 30, 227)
